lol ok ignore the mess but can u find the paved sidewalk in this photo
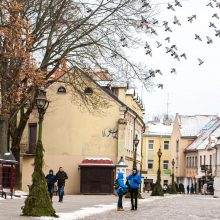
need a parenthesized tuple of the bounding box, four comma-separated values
(0, 193, 220, 220)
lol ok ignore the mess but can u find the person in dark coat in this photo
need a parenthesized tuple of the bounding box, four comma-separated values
(45, 169, 56, 199)
(115, 172, 128, 211)
(187, 185, 190, 194)
(55, 167, 68, 202)
(126, 167, 142, 210)
(191, 184, 194, 194)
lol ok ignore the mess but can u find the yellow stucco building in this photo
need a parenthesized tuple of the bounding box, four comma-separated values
(142, 119, 173, 190)
(20, 70, 145, 194)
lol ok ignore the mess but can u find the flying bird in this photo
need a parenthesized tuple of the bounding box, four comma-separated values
(86, 7, 92, 13)
(171, 68, 177, 74)
(188, 15, 197, 23)
(122, 42, 127, 47)
(140, 16, 148, 25)
(165, 26, 172, 32)
(149, 69, 155, 76)
(155, 69, 162, 75)
(156, 41, 162, 48)
(142, 1, 151, 8)
(198, 58, 204, 65)
(206, 36, 213, 44)
(209, 22, 216, 28)
(175, 0, 182, 7)
(171, 44, 177, 50)
(144, 42, 150, 49)
(145, 49, 152, 56)
(180, 53, 187, 59)
(150, 27, 158, 36)
(212, 13, 219, 19)
(163, 21, 169, 27)
(167, 3, 175, 11)
(174, 53, 180, 61)
(165, 37, 170, 43)
(166, 47, 173, 53)
(174, 16, 181, 25)
(207, 2, 213, 7)
(152, 18, 159, 25)
(215, 29, 220, 37)
(195, 34, 202, 41)
(216, 2, 220, 8)
(157, 84, 163, 89)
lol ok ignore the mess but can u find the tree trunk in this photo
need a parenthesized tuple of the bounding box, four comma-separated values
(10, 105, 34, 189)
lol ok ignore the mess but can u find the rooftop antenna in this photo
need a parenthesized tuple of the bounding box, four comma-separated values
(166, 93, 170, 117)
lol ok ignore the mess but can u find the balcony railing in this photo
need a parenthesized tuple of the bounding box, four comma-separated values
(200, 165, 212, 172)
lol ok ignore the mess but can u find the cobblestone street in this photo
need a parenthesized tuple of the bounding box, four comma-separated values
(1, 193, 220, 220)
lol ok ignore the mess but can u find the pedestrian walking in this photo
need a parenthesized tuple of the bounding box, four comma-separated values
(55, 167, 68, 202)
(191, 184, 194, 194)
(115, 172, 128, 211)
(45, 169, 56, 199)
(187, 185, 189, 194)
(126, 167, 142, 211)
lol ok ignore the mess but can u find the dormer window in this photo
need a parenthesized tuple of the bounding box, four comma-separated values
(57, 86, 66, 93)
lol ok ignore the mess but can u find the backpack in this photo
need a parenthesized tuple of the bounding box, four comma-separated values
(113, 179, 119, 189)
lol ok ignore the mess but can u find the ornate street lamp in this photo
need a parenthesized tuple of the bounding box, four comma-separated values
(23, 89, 56, 217)
(170, 158, 177, 194)
(151, 147, 164, 196)
(133, 134, 140, 169)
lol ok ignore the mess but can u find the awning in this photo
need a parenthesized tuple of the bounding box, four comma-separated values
(79, 157, 115, 167)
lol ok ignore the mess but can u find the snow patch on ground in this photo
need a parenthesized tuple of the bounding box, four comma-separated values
(36, 195, 180, 220)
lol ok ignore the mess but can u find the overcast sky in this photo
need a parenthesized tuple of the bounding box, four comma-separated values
(132, 0, 220, 120)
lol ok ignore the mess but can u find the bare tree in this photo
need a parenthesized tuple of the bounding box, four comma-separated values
(0, 0, 154, 185)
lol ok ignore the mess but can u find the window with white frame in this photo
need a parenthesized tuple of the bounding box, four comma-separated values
(164, 141, 169, 150)
(176, 157, 179, 167)
(195, 156, 198, 168)
(176, 140, 179, 152)
(163, 160, 169, 170)
(148, 160, 153, 169)
(148, 140, 154, 150)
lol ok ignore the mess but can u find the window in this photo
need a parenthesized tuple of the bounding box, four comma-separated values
(204, 155, 206, 165)
(195, 156, 198, 168)
(210, 155, 212, 166)
(148, 140, 154, 150)
(28, 123, 37, 154)
(163, 160, 169, 170)
(176, 157, 179, 167)
(189, 157, 191, 168)
(176, 140, 179, 152)
(164, 141, 169, 150)
(148, 160, 153, 169)
(57, 86, 66, 93)
(200, 155, 202, 166)
(192, 157, 194, 168)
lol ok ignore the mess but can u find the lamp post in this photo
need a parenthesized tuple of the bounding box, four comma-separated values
(23, 90, 56, 217)
(151, 148, 164, 196)
(133, 134, 140, 169)
(170, 158, 177, 194)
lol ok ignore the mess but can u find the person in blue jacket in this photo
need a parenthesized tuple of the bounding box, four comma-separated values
(126, 167, 142, 210)
(115, 172, 128, 211)
(45, 169, 56, 199)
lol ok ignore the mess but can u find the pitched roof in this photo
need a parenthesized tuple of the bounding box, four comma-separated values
(185, 118, 220, 152)
(144, 122, 173, 136)
(178, 115, 218, 137)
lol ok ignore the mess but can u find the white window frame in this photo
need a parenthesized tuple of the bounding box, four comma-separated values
(148, 140, 154, 150)
(163, 160, 169, 170)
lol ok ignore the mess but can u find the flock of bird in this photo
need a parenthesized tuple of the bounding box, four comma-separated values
(138, 0, 220, 89)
